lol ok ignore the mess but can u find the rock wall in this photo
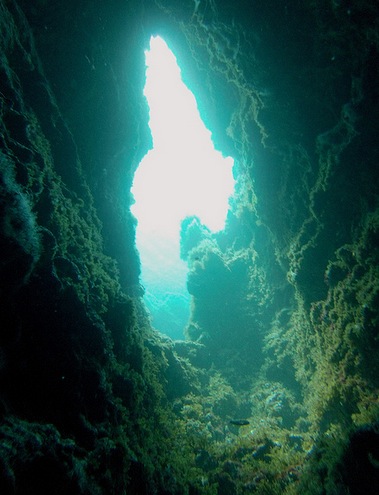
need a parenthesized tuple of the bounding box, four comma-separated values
(1, 0, 379, 494)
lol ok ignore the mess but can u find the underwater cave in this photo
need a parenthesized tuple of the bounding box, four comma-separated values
(1, 1, 379, 494)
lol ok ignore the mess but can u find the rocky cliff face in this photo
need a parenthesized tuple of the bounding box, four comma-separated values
(1, 1, 378, 494)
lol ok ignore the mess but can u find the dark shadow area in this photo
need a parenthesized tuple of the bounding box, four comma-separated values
(1, 1, 379, 494)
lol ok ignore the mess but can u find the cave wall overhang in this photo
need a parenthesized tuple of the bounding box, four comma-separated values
(7, 0, 379, 394)
(1, 0, 379, 493)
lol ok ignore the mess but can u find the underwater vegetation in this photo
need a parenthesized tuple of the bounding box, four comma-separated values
(1, 0, 379, 494)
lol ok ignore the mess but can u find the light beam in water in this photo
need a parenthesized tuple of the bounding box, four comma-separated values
(131, 36, 235, 338)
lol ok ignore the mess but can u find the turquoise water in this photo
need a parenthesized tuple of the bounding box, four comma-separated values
(131, 36, 235, 338)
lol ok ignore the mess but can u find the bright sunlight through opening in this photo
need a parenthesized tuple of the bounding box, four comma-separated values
(131, 36, 235, 338)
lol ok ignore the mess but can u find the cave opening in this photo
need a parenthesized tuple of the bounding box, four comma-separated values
(131, 35, 235, 339)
